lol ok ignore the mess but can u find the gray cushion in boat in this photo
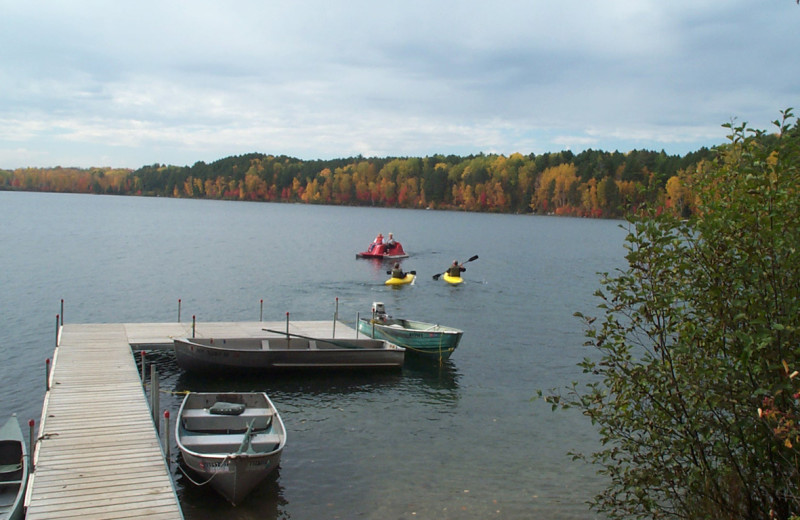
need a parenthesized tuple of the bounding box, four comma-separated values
(209, 401, 246, 415)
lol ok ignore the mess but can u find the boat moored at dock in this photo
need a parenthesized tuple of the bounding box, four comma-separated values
(176, 392, 286, 506)
(0, 415, 28, 520)
(357, 302, 463, 360)
(173, 335, 405, 373)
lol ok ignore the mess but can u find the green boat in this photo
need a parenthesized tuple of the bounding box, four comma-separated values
(0, 415, 28, 520)
(357, 303, 463, 360)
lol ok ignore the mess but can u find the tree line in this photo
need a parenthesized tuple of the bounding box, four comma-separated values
(0, 147, 716, 218)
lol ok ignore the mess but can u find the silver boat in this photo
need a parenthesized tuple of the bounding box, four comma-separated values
(0, 415, 28, 520)
(173, 336, 405, 373)
(176, 392, 286, 506)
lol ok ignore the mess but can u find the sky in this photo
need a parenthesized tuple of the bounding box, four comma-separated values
(1, 1, 798, 170)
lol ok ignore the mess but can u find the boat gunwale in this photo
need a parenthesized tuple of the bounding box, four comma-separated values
(175, 392, 286, 461)
(175, 336, 404, 352)
(359, 317, 463, 335)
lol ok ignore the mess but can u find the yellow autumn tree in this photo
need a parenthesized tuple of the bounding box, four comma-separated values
(533, 163, 579, 212)
(665, 175, 684, 215)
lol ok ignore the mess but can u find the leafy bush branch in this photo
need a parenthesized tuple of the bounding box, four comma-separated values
(546, 109, 800, 520)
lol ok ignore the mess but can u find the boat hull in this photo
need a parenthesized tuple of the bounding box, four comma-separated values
(177, 392, 286, 506)
(385, 273, 415, 286)
(174, 337, 405, 373)
(0, 416, 28, 520)
(357, 317, 463, 359)
(356, 241, 409, 259)
(442, 273, 464, 285)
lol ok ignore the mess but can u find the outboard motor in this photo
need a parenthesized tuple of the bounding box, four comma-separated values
(372, 302, 387, 320)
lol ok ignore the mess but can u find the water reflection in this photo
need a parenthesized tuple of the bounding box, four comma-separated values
(146, 349, 463, 519)
(400, 356, 461, 403)
(143, 348, 461, 399)
(175, 463, 286, 520)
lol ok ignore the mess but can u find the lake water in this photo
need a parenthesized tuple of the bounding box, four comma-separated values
(0, 191, 628, 519)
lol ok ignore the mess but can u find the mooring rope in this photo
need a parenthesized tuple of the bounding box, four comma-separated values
(178, 455, 231, 487)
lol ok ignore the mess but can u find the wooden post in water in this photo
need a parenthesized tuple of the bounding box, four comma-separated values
(151, 365, 159, 434)
(332, 297, 338, 337)
(178, 299, 181, 322)
(192, 315, 196, 338)
(356, 312, 360, 338)
(54, 315, 59, 348)
(28, 419, 35, 472)
(60, 299, 64, 325)
(163, 411, 170, 460)
(45, 358, 50, 391)
(260, 299, 263, 322)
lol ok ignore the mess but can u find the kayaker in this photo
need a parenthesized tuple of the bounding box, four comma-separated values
(447, 260, 466, 277)
(391, 262, 406, 279)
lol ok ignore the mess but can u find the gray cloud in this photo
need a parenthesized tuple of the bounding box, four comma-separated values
(1, 0, 798, 168)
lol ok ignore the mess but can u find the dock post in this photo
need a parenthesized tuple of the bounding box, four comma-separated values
(45, 358, 50, 391)
(260, 299, 263, 321)
(28, 419, 35, 472)
(151, 365, 160, 434)
(55, 315, 59, 348)
(163, 411, 170, 460)
(333, 297, 338, 337)
(285, 312, 289, 338)
(356, 312, 360, 338)
(140, 351, 146, 384)
(192, 315, 196, 338)
(60, 299, 64, 325)
(178, 299, 181, 322)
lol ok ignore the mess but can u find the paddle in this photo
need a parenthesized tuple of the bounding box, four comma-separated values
(262, 328, 364, 349)
(432, 255, 479, 280)
(385, 270, 417, 276)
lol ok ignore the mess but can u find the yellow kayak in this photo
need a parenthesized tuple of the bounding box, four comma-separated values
(442, 273, 464, 285)
(385, 273, 415, 286)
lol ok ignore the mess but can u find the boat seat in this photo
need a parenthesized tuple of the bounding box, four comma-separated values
(180, 432, 282, 454)
(182, 408, 273, 432)
(0, 462, 22, 474)
(266, 338, 313, 350)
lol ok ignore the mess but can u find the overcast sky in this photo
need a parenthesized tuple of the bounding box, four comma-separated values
(1, 1, 798, 169)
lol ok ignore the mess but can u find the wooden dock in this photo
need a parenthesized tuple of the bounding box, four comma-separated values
(26, 320, 357, 519)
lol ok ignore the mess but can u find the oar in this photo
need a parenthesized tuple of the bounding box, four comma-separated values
(432, 255, 479, 280)
(262, 328, 363, 349)
(385, 270, 417, 275)
(236, 419, 256, 455)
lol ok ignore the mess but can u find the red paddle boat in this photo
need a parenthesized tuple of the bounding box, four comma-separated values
(356, 233, 409, 259)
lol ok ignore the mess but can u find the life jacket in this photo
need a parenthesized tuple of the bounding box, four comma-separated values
(447, 265, 463, 277)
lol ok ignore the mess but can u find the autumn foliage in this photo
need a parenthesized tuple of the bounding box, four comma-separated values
(0, 148, 714, 218)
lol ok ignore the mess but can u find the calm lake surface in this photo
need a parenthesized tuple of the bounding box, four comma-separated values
(0, 191, 628, 519)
